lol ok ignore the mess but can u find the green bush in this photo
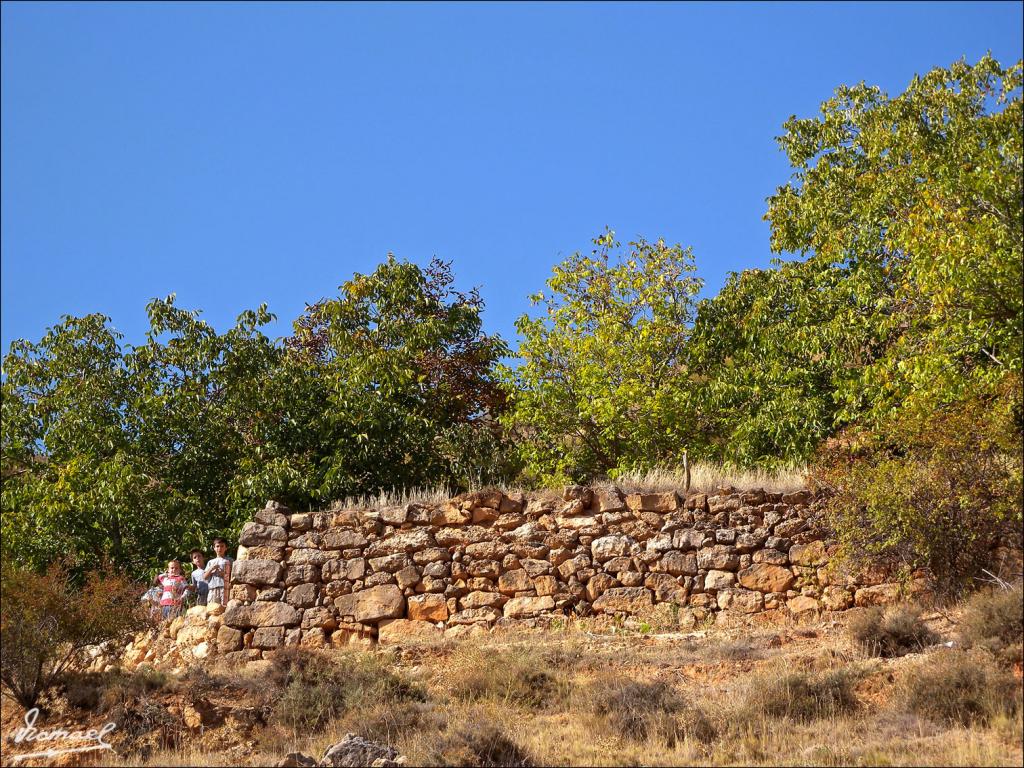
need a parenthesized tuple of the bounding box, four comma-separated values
(848, 606, 937, 658)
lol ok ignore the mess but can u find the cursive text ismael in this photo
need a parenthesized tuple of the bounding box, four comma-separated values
(12, 707, 116, 752)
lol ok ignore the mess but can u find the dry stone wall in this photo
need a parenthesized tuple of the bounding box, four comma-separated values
(209, 485, 918, 660)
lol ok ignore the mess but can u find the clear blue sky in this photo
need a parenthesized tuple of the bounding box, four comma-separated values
(3, 1, 1022, 353)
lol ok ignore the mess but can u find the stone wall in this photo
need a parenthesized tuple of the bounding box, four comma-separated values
(209, 485, 920, 659)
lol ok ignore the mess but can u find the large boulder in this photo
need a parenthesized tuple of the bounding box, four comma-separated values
(223, 602, 301, 628)
(737, 563, 796, 593)
(321, 734, 402, 767)
(334, 585, 405, 623)
(592, 587, 654, 614)
(232, 559, 283, 586)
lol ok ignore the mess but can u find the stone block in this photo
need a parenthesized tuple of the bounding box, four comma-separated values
(697, 545, 740, 571)
(286, 583, 318, 608)
(592, 587, 654, 614)
(239, 522, 287, 547)
(224, 602, 301, 628)
(378, 618, 444, 645)
(738, 563, 796, 593)
(252, 626, 285, 649)
(503, 595, 555, 618)
(333, 584, 405, 623)
(233, 559, 283, 586)
(322, 529, 368, 550)
(591, 534, 634, 562)
(704, 570, 736, 590)
(285, 564, 319, 586)
(716, 588, 764, 613)
(497, 568, 532, 594)
(408, 593, 448, 621)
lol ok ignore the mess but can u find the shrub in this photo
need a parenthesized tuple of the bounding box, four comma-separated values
(445, 645, 569, 709)
(745, 668, 857, 722)
(62, 666, 169, 712)
(584, 675, 686, 744)
(0, 561, 146, 710)
(337, 700, 444, 748)
(268, 647, 423, 731)
(848, 606, 938, 658)
(959, 586, 1024, 667)
(816, 383, 1022, 596)
(414, 708, 531, 768)
(901, 649, 1021, 726)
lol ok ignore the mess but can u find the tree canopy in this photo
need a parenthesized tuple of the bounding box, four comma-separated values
(2, 55, 1020, 589)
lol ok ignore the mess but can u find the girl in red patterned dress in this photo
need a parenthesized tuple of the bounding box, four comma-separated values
(154, 559, 187, 620)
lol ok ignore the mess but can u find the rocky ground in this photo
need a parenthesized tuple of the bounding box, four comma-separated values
(1, 600, 1021, 767)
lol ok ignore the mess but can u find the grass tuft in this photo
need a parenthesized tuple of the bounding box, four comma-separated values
(848, 606, 937, 658)
(610, 462, 809, 494)
(959, 585, 1024, 667)
(901, 648, 1021, 727)
(742, 667, 858, 723)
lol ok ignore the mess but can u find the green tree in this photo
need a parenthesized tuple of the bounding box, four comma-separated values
(761, 55, 1023, 588)
(274, 255, 513, 499)
(686, 260, 858, 468)
(766, 55, 1022, 428)
(1, 298, 280, 576)
(500, 231, 702, 483)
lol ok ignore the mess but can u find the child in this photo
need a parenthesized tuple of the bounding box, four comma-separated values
(188, 549, 209, 606)
(203, 538, 232, 606)
(154, 559, 187, 620)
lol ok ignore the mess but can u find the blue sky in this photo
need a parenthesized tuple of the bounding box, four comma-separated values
(2, 1, 1022, 353)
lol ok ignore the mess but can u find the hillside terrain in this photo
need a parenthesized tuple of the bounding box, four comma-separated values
(2, 591, 1021, 767)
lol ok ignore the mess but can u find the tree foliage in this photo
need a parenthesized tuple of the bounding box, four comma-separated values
(272, 255, 513, 500)
(500, 231, 702, 483)
(1, 257, 511, 576)
(1, 300, 278, 574)
(766, 55, 1022, 428)
(2, 56, 1020, 593)
(759, 55, 1023, 588)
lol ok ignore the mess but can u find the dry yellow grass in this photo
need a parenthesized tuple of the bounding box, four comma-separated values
(327, 461, 810, 511)
(611, 462, 810, 494)
(7, 598, 1022, 768)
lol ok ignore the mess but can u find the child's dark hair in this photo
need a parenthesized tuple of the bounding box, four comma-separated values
(213, 537, 228, 546)
(190, 548, 204, 557)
